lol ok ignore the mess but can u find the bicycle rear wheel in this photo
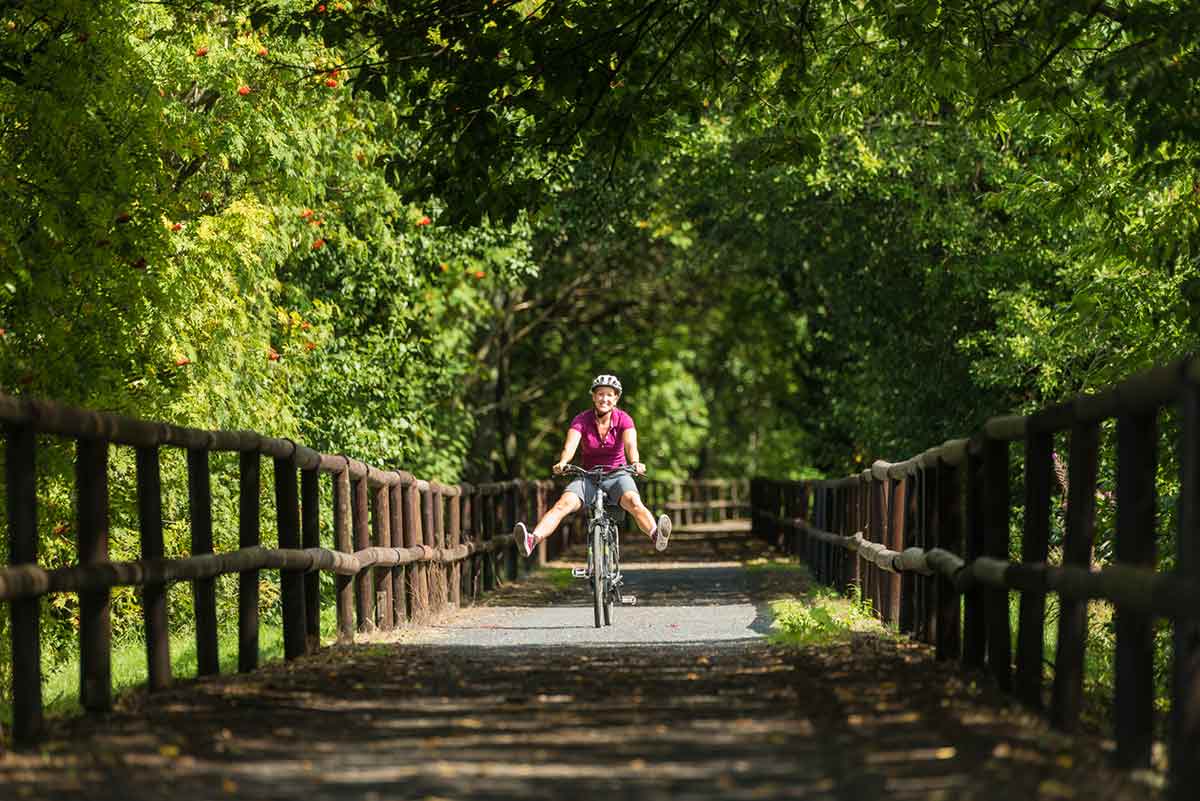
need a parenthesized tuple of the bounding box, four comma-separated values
(591, 524, 603, 628)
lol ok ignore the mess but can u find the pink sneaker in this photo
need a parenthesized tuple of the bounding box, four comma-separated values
(514, 522, 535, 557)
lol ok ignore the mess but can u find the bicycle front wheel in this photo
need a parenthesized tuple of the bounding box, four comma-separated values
(602, 525, 614, 626)
(591, 524, 603, 628)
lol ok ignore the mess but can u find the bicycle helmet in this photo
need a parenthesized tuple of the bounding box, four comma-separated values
(590, 374, 622, 394)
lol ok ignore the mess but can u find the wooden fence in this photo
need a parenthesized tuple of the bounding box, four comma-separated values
(751, 358, 1200, 801)
(0, 393, 571, 747)
(641, 479, 750, 528)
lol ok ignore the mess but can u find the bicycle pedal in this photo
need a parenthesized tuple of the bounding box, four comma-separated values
(620, 595, 637, 605)
(571, 567, 589, 578)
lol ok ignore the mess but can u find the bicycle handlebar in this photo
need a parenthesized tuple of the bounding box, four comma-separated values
(556, 463, 642, 480)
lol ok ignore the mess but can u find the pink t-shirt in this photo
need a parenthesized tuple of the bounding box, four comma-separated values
(569, 408, 635, 469)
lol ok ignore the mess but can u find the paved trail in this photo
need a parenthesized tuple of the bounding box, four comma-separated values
(0, 530, 1163, 800)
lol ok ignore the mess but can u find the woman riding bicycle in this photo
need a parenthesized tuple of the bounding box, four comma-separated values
(514, 374, 671, 556)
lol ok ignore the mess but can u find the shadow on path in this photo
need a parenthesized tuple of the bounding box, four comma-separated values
(0, 529, 1162, 801)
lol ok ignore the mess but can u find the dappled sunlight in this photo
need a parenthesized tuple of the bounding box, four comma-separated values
(0, 530, 1163, 801)
(0, 631, 1163, 801)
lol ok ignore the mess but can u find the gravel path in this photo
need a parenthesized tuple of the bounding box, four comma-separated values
(403, 562, 776, 648)
(0, 530, 1166, 801)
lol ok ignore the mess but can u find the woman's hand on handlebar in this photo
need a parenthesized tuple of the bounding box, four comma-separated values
(632, 462, 646, 476)
(552, 460, 569, 475)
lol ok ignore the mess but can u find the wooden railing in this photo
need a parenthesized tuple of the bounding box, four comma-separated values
(0, 393, 568, 747)
(641, 479, 750, 528)
(751, 358, 1200, 801)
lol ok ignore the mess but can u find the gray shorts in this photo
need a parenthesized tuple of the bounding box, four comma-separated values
(564, 473, 639, 510)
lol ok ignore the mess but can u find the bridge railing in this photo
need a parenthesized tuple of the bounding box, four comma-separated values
(641, 478, 750, 528)
(750, 357, 1200, 801)
(0, 393, 561, 747)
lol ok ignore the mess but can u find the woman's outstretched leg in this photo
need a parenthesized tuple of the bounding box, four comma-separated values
(515, 491, 582, 556)
(619, 491, 671, 552)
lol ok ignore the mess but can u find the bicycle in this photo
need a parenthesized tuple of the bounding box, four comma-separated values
(559, 464, 640, 628)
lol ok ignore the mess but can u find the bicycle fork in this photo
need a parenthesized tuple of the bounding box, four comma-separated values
(572, 531, 637, 605)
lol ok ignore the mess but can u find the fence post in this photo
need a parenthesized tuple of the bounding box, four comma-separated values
(919, 464, 937, 644)
(137, 445, 171, 690)
(275, 455, 306, 660)
(404, 482, 426, 621)
(935, 459, 963, 661)
(433, 483, 447, 610)
(390, 481, 407, 625)
(482, 489, 496, 592)
(886, 474, 904, 627)
(333, 466, 354, 644)
(1172, 377, 1200, 801)
(301, 467, 321, 651)
(7, 425, 42, 743)
(1050, 415, 1100, 731)
(237, 451, 261, 670)
(77, 438, 111, 712)
(962, 447, 986, 668)
(372, 482, 393, 631)
(846, 478, 861, 593)
(188, 448, 220, 675)
(458, 485, 474, 604)
(866, 475, 884, 623)
(471, 486, 485, 599)
(449, 486, 463, 607)
(983, 436, 1013, 692)
(353, 475, 374, 633)
(1112, 409, 1158, 768)
(423, 482, 441, 613)
(898, 474, 916, 635)
(1016, 426, 1053, 706)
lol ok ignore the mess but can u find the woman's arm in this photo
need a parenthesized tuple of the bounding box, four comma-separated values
(553, 428, 582, 474)
(623, 427, 645, 474)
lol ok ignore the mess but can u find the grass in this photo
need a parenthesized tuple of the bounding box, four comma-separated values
(540, 567, 576, 591)
(766, 571, 893, 647)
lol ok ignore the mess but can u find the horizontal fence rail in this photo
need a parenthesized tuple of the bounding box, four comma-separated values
(751, 356, 1200, 801)
(0, 392, 571, 747)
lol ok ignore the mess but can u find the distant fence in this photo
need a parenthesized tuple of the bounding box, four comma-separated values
(0, 393, 575, 747)
(751, 358, 1200, 801)
(642, 479, 750, 528)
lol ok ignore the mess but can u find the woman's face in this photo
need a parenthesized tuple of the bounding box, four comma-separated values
(592, 387, 619, 415)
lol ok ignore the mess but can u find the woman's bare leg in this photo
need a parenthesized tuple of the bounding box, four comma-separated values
(619, 491, 656, 535)
(530, 491, 583, 543)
